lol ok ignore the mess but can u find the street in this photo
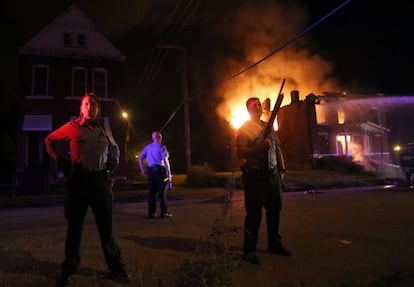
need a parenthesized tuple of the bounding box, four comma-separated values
(1, 186, 414, 286)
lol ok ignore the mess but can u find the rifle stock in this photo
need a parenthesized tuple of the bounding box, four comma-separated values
(261, 78, 286, 139)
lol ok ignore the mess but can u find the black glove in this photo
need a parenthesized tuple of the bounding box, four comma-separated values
(57, 156, 71, 176)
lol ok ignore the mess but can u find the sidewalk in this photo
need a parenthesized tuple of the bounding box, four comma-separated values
(0, 183, 235, 209)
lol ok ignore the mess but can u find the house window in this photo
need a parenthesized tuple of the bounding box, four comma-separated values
(315, 105, 326, 124)
(63, 33, 86, 48)
(337, 108, 345, 124)
(77, 34, 86, 47)
(63, 33, 71, 46)
(92, 68, 108, 98)
(336, 134, 351, 156)
(72, 67, 87, 98)
(32, 65, 48, 96)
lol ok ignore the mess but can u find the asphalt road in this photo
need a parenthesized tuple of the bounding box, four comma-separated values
(1, 185, 414, 287)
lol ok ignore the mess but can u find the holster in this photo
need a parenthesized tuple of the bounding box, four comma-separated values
(241, 164, 278, 177)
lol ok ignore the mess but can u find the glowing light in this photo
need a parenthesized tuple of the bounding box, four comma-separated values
(222, 84, 289, 130)
(229, 104, 280, 130)
(337, 108, 345, 124)
(315, 105, 326, 124)
(230, 106, 250, 130)
(394, 145, 401, 152)
(336, 135, 350, 144)
(336, 134, 351, 156)
(122, 111, 128, 119)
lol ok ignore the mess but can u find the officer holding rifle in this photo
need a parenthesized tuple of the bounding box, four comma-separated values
(235, 81, 292, 265)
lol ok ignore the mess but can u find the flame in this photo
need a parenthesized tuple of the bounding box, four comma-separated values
(213, 2, 342, 133)
(228, 99, 280, 130)
(337, 108, 345, 124)
(219, 78, 288, 130)
(230, 105, 250, 130)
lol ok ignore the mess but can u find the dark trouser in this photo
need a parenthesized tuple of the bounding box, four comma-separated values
(242, 168, 283, 254)
(147, 165, 168, 215)
(61, 171, 125, 275)
(405, 171, 412, 186)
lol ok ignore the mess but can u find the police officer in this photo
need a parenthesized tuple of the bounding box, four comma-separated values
(235, 97, 292, 265)
(45, 92, 130, 286)
(138, 131, 173, 218)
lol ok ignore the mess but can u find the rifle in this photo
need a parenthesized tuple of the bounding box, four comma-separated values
(260, 78, 286, 140)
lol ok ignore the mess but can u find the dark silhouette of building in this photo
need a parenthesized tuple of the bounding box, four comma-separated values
(15, 4, 126, 193)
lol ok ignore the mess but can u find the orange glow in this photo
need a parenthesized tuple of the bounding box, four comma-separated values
(336, 134, 350, 155)
(211, 1, 343, 135)
(215, 68, 331, 132)
(230, 106, 250, 129)
(336, 134, 350, 144)
(221, 82, 286, 130)
(229, 101, 280, 130)
(337, 108, 345, 124)
(315, 105, 326, 124)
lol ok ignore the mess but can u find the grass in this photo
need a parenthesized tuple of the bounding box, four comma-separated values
(181, 165, 404, 190)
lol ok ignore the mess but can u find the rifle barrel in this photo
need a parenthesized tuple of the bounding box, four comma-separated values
(263, 79, 286, 138)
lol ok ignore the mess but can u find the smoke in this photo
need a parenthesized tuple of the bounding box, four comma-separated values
(73, 1, 342, 126)
(213, 1, 342, 124)
(62, 0, 343, 128)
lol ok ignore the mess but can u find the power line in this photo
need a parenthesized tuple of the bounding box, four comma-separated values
(137, 0, 203, 89)
(159, 0, 352, 130)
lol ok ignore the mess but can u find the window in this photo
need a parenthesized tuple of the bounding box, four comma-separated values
(337, 108, 345, 124)
(315, 105, 326, 124)
(32, 65, 48, 96)
(63, 33, 87, 48)
(72, 67, 87, 98)
(77, 34, 86, 47)
(63, 33, 71, 46)
(92, 68, 108, 98)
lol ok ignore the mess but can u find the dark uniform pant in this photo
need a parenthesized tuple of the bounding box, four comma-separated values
(147, 165, 168, 216)
(61, 171, 125, 275)
(242, 167, 283, 254)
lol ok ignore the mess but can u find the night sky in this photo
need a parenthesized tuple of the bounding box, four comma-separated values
(1, 0, 412, 174)
(2, 0, 412, 94)
(304, 0, 413, 94)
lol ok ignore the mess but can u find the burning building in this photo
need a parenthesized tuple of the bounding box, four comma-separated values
(277, 92, 414, 172)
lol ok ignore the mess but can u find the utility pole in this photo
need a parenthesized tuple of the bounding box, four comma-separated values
(122, 111, 131, 163)
(181, 46, 192, 173)
(157, 44, 192, 173)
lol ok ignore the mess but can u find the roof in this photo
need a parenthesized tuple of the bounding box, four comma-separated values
(17, 4, 126, 61)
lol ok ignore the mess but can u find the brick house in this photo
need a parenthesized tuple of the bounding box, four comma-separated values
(276, 92, 414, 172)
(15, 4, 127, 193)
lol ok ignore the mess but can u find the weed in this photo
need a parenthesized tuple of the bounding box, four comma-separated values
(174, 173, 242, 287)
